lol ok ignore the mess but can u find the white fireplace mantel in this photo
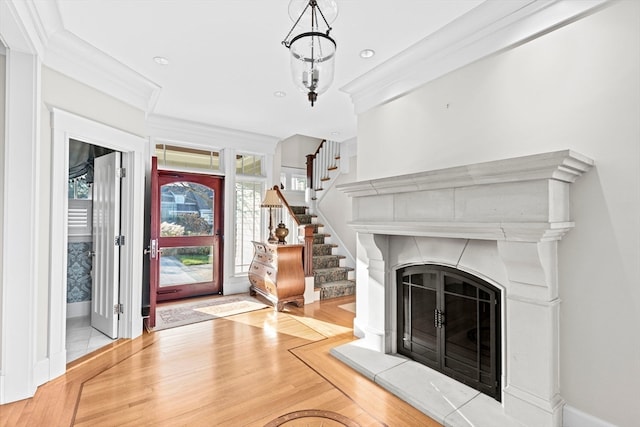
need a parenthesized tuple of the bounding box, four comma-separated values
(334, 150, 593, 427)
(337, 150, 593, 242)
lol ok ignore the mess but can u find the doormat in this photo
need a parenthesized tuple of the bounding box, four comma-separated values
(153, 294, 269, 331)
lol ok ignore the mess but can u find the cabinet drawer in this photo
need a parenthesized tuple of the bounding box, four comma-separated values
(254, 252, 274, 265)
(253, 242, 267, 253)
(250, 262, 277, 283)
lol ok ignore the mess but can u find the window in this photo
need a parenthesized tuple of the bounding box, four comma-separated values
(234, 181, 263, 274)
(236, 154, 262, 176)
(280, 167, 306, 191)
(291, 174, 307, 191)
(156, 144, 221, 172)
(68, 174, 92, 237)
(68, 199, 93, 237)
(68, 174, 92, 199)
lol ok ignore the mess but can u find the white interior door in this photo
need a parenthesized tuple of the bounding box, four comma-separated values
(91, 151, 121, 339)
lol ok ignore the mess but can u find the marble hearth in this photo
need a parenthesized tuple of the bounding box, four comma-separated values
(334, 150, 593, 427)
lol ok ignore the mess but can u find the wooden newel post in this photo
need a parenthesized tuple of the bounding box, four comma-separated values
(306, 154, 315, 191)
(302, 224, 314, 277)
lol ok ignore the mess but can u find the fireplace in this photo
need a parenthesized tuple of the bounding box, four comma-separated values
(333, 151, 593, 426)
(397, 265, 501, 401)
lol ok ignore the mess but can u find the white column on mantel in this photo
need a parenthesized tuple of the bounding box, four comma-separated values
(498, 240, 562, 426)
(354, 232, 390, 352)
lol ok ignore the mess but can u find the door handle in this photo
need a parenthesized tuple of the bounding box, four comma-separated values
(146, 239, 158, 259)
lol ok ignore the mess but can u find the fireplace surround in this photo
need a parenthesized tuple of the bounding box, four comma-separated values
(333, 150, 593, 426)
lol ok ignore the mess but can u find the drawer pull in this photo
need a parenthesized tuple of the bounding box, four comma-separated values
(266, 271, 272, 275)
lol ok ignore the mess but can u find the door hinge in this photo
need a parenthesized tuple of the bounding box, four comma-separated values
(114, 303, 123, 314)
(117, 167, 126, 178)
(115, 235, 125, 246)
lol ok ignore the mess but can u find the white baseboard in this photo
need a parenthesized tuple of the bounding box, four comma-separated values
(563, 405, 618, 427)
(67, 301, 90, 318)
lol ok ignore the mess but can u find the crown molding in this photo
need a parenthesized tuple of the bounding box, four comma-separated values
(0, 0, 47, 54)
(44, 30, 161, 113)
(341, 0, 610, 115)
(147, 114, 280, 153)
(3, 0, 161, 114)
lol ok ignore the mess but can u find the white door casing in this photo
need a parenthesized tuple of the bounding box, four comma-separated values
(49, 108, 147, 385)
(91, 152, 121, 339)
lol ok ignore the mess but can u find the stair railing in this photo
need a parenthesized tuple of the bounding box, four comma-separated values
(306, 139, 340, 197)
(271, 185, 315, 276)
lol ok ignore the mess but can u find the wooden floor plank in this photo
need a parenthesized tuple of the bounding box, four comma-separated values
(0, 295, 440, 427)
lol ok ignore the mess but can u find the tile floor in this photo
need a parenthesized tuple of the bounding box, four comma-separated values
(66, 316, 116, 363)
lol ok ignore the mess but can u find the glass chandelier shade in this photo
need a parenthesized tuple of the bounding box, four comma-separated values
(283, 0, 338, 106)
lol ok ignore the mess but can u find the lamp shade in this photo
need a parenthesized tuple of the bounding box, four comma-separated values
(282, 0, 338, 106)
(289, 32, 336, 101)
(261, 189, 282, 208)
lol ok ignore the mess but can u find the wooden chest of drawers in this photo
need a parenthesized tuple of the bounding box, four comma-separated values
(248, 241, 305, 311)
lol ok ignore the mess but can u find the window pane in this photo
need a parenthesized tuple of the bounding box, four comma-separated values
(156, 144, 220, 171)
(160, 182, 214, 237)
(291, 175, 307, 191)
(235, 181, 263, 273)
(159, 246, 213, 287)
(68, 174, 92, 200)
(236, 154, 263, 176)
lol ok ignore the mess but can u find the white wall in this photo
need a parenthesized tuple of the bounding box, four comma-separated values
(356, 2, 639, 426)
(279, 134, 321, 169)
(317, 153, 357, 262)
(39, 66, 147, 367)
(42, 68, 147, 137)
(0, 48, 5, 370)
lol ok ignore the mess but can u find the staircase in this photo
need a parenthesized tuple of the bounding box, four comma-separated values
(291, 206, 355, 300)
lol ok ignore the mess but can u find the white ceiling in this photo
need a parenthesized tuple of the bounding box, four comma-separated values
(53, 0, 484, 142)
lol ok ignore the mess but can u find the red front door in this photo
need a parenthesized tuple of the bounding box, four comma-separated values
(148, 158, 224, 327)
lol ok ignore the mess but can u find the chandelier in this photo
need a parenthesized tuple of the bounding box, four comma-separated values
(282, 0, 338, 106)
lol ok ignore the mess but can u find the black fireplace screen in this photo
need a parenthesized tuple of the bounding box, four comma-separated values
(397, 265, 501, 401)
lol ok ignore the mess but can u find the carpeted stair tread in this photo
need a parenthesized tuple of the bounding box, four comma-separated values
(314, 266, 353, 284)
(316, 280, 356, 299)
(313, 233, 330, 244)
(290, 206, 307, 215)
(313, 243, 338, 256)
(295, 214, 315, 224)
(313, 254, 344, 269)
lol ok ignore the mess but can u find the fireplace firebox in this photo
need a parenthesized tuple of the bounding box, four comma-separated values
(397, 265, 501, 401)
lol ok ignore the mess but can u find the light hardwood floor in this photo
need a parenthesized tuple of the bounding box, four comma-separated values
(0, 295, 441, 427)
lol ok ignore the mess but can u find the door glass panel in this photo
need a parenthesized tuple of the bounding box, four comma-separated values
(479, 300, 492, 372)
(444, 293, 478, 367)
(445, 275, 477, 297)
(160, 182, 214, 237)
(160, 246, 213, 287)
(409, 286, 438, 361)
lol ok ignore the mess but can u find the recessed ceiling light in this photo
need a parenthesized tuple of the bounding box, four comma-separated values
(274, 91, 287, 98)
(153, 56, 170, 65)
(359, 49, 375, 59)
(331, 131, 340, 136)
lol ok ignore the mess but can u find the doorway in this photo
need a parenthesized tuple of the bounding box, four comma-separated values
(147, 157, 224, 328)
(66, 140, 122, 362)
(47, 108, 147, 382)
